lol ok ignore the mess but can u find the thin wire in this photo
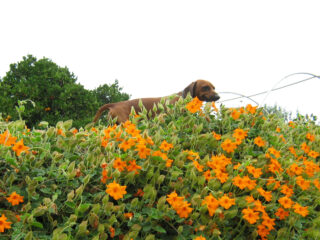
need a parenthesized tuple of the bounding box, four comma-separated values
(259, 72, 320, 107)
(217, 91, 260, 105)
(217, 73, 320, 104)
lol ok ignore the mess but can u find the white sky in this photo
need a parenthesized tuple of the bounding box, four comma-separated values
(1, 0, 320, 120)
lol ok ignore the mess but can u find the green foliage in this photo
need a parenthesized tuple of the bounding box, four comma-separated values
(0, 55, 129, 129)
(93, 79, 130, 106)
(0, 98, 319, 239)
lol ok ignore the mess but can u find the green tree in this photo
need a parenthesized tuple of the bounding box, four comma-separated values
(0, 55, 130, 128)
(93, 79, 130, 106)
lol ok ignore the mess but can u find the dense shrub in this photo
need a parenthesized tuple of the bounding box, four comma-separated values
(0, 55, 129, 128)
(0, 97, 319, 239)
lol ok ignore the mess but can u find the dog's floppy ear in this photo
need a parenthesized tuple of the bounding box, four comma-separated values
(182, 81, 197, 98)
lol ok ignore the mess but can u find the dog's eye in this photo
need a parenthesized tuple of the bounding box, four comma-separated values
(202, 86, 210, 91)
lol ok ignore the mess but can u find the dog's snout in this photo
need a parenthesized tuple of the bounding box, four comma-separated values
(213, 94, 220, 101)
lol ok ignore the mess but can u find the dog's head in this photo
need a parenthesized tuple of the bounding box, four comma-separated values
(182, 79, 220, 102)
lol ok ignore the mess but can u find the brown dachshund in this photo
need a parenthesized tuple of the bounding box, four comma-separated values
(93, 79, 220, 124)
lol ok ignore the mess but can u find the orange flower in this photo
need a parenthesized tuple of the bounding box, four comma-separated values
(303, 160, 320, 177)
(0, 130, 17, 146)
(166, 159, 173, 168)
(184, 150, 200, 161)
(268, 158, 283, 174)
(72, 129, 78, 135)
(124, 212, 134, 219)
(233, 128, 248, 140)
(289, 163, 303, 176)
(212, 102, 218, 112)
(101, 169, 111, 183)
(101, 137, 109, 147)
(106, 181, 127, 200)
(159, 140, 173, 151)
(186, 97, 203, 113)
(57, 128, 66, 136)
(278, 134, 286, 143)
(6, 192, 24, 206)
(119, 139, 135, 151)
(262, 215, 275, 232)
(300, 142, 310, 154)
(134, 189, 144, 197)
(109, 226, 115, 238)
(193, 160, 204, 172)
(202, 194, 219, 216)
(242, 207, 260, 224)
(219, 194, 235, 209)
(212, 131, 221, 140)
(125, 125, 141, 137)
(233, 162, 241, 170)
(257, 188, 272, 202)
(15, 215, 21, 222)
(293, 203, 309, 217)
(266, 177, 280, 190)
(231, 109, 240, 120)
(166, 191, 184, 208)
(313, 179, 320, 190)
(11, 139, 29, 156)
(257, 224, 270, 239)
(262, 215, 275, 230)
(221, 139, 237, 153)
(135, 143, 151, 159)
(232, 175, 246, 190)
(308, 150, 320, 159)
(0, 214, 12, 233)
(278, 196, 294, 209)
(288, 121, 295, 128)
(245, 195, 255, 204)
(126, 160, 142, 174)
(243, 176, 256, 190)
(280, 185, 294, 197)
(268, 147, 281, 159)
(254, 136, 266, 147)
(295, 176, 310, 190)
(275, 207, 289, 220)
(276, 127, 281, 133)
(113, 158, 127, 172)
(306, 133, 315, 142)
(214, 169, 229, 183)
(194, 236, 206, 240)
(246, 165, 263, 178)
(207, 154, 231, 171)
(175, 201, 193, 218)
(253, 200, 266, 213)
(288, 146, 297, 157)
(246, 104, 257, 114)
(203, 170, 213, 181)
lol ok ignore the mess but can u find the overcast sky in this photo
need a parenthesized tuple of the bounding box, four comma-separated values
(1, 0, 320, 120)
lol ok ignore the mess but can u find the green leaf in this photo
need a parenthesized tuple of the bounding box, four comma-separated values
(32, 221, 44, 229)
(152, 225, 166, 233)
(65, 201, 76, 209)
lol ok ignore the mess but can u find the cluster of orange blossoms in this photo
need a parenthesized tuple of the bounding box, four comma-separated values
(0, 130, 29, 156)
(229, 104, 258, 120)
(219, 128, 248, 153)
(166, 191, 193, 218)
(0, 192, 24, 232)
(202, 194, 235, 216)
(184, 100, 319, 239)
(186, 97, 203, 113)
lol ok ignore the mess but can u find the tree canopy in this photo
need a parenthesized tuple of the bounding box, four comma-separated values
(0, 55, 130, 128)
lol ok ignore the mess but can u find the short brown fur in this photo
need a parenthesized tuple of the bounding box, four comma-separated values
(93, 79, 220, 124)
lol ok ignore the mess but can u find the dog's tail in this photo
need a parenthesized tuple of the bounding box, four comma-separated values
(93, 103, 113, 123)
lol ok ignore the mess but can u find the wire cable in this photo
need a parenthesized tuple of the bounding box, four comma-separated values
(217, 73, 320, 105)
